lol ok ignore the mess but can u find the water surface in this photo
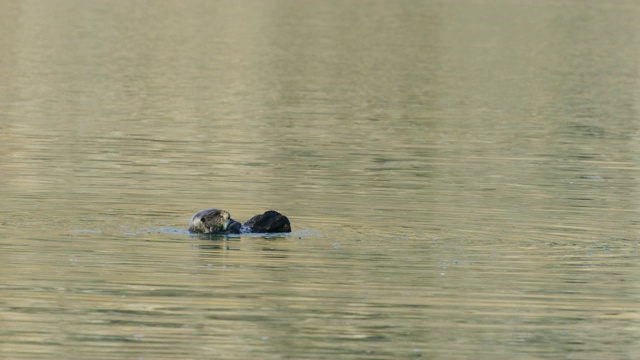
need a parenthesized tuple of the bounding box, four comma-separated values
(2, 1, 640, 359)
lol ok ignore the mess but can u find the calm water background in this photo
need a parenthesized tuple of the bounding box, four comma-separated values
(2, 1, 640, 359)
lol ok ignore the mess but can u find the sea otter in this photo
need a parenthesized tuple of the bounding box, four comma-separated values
(188, 208, 291, 234)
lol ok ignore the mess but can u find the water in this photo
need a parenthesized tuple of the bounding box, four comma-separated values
(2, 0, 640, 358)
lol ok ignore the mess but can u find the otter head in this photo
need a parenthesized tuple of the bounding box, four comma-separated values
(188, 208, 231, 234)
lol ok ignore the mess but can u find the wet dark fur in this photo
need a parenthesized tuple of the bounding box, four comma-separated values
(188, 209, 291, 234)
(243, 210, 292, 233)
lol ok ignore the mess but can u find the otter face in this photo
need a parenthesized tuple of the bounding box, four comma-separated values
(188, 208, 231, 234)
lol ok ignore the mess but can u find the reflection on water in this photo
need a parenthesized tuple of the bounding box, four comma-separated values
(2, 0, 640, 358)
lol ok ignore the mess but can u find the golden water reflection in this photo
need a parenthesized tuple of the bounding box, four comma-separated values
(2, 0, 640, 359)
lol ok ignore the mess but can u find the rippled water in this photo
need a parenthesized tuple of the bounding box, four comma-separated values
(3, 1, 640, 359)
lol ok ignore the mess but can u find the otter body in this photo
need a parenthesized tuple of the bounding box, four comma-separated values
(188, 209, 291, 235)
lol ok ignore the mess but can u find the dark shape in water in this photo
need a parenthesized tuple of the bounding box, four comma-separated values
(244, 210, 292, 233)
(188, 208, 291, 234)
